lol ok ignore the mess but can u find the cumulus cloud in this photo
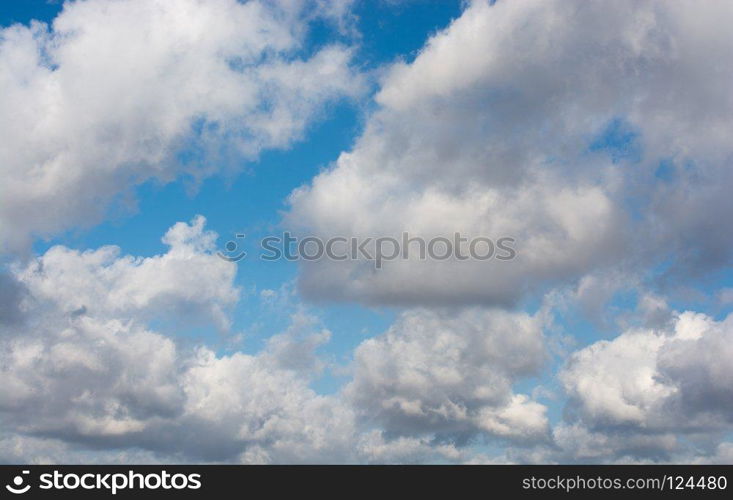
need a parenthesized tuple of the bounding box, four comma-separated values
(286, 0, 733, 306)
(281, 2, 733, 458)
(0, 218, 225, 443)
(0, 0, 364, 252)
(347, 308, 549, 443)
(558, 310, 733, 461)
(2, 217, 730, 464)
(0, 217, 359, 463)
(4, 216, 519, 464)
(13, 215, 238, 330)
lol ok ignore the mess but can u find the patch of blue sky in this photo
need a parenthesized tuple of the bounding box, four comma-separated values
(589, 117, 642, 164)
(353, 0, 463, 68)
(0, 0, 62, 27)
(654, 158, 677, 182)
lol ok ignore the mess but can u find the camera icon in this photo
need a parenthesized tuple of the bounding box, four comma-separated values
(6, 470, 31, 494)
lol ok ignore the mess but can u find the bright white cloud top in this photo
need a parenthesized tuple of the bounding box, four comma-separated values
(0, 0, 363, 252)
(1, 0, 732, 464)
(288, 0, 733, 306)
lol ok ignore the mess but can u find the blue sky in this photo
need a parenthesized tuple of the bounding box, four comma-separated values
(2, 0, 733, 464)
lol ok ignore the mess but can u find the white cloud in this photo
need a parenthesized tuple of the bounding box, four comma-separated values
(3, 217, 730, 463)
(0, 217, 359, 462)
(0, 217, 227, 442)
(0, 0, 364, 252)
(347, 307, 549, 442)
(177, 344, 358, 463)
(13, 215, 238, 330)
(286, 0, 733, 306)
(561, 326, 673, 426)
(279, 0, 733, 462)
(3, 217, 505, 463)
(558, 310, 733, 460)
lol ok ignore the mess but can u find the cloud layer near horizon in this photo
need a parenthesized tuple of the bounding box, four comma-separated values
(1, 217, 730, 464)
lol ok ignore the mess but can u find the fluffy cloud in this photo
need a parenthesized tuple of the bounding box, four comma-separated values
(286, 0, 733, 306)
(4, 217, 521, 463)
(282, 0, 733, 461)
(559, 310, 733, 461)
(13, 215, 238, 329)
(1, 217, 221, 448)
(347, 308, 549, 443)
(3, 217, 730, 464)
(0, 217, 360, 463)
(0, 0, 363, 252)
